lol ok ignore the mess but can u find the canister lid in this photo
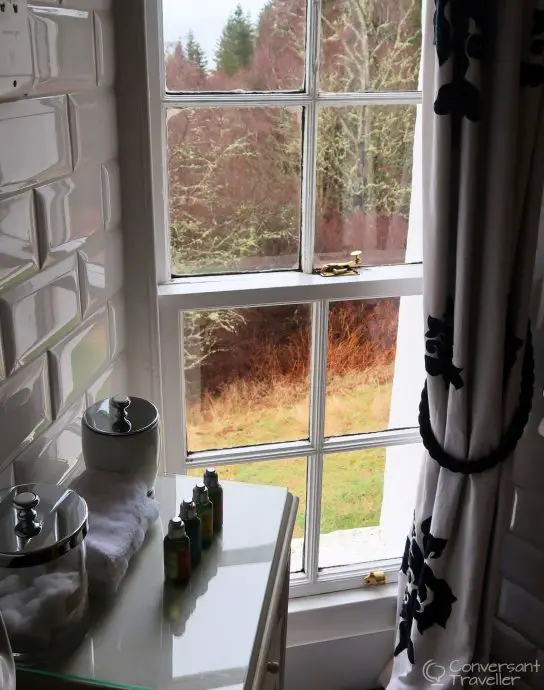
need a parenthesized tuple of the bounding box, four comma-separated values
(83, 394, 159, 436)
(0, 483, 88, 568)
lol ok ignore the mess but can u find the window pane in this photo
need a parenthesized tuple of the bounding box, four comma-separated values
(163, 0, 306, 92)
(315, 105, 419, 267)
(319, 444, 422, 569)
(325, 296, 422, 437)
(185, 305, 311, 451)
(319, 0, 422, 93)
(188, 458, 307, 573)
(168, 107, 302, 275)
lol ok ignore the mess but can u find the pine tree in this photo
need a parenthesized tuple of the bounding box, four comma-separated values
(215, 5, 255, 76)
(186, 31, 207, 75)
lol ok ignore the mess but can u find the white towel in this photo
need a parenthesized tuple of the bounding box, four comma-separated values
(70, 469, 159, 596)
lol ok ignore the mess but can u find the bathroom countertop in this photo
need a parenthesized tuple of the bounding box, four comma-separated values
(24, 473, 296, 690)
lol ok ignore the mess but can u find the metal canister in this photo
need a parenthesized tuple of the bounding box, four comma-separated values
(0, 483, 89, 665)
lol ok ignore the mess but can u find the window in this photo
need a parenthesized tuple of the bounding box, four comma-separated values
(148, 0, 424, 597)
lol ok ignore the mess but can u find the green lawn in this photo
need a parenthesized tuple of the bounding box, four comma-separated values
(187, 367, 393, 538)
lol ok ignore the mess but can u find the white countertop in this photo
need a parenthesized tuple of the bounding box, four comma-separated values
(44, 474, 292, 690)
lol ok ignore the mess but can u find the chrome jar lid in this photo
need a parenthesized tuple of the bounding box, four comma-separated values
(0, 483, 88, 568)
(82, 394, 159, 436)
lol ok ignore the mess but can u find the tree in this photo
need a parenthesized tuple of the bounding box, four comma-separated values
(215, 5, 255, 76)
(186, 31, 207, 75)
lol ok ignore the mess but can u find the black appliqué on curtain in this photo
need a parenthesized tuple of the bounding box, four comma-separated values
(520, 10, 544, 87)
(425, 298, 463, 389)
(394, 516, 457, 664)
(433, 0, 486, 122)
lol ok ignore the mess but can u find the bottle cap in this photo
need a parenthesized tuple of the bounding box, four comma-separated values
(204, 468, 219, 488)
(192, 483, 209, 505)
(180, 498, 197, 520)
(168, 516, 186, 539)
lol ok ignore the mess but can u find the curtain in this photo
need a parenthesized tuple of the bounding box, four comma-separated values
(388, 0, 544, 687)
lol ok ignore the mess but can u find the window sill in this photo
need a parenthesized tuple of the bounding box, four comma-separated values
(287, 583, 397, 647)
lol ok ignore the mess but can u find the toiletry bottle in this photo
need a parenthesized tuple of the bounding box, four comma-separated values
(203, 467, 223, 533)
(193, 483, 214, 549)
(180, 498, 202, 567)
(164, 517, 191, 585)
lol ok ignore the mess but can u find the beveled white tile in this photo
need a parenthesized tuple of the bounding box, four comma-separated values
(0, 464, 14, 490)
(0, 324, 4, 380)
(0, 255, 81, 373)
(68, 91, 117, 168)
(498, 579, 544, 650)
(49, 307, 109, 415)
(78, 228, 123, 316)
(29, 5, 96, 94)
(101, 161, 121, 231)
(94, 11, 115, 88)
(13, 396, 85, 485)
(86, 354, 127, 405)
(0, 192, 39, 290)
(0, 355, 52, 469)
(0, 96, 71, 195)
(107, 291, 126, 359)
(34, 165, 103, 264)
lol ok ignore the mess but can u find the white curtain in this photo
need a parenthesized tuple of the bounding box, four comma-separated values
(388, 0, 544, 687)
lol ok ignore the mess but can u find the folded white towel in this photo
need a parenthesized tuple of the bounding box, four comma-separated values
(70, 470, 159, 596)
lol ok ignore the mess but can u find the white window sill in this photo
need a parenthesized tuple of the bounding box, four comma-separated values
(287, 583, 397, 647)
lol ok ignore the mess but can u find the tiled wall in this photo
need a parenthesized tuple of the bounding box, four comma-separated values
(0, 1, 126, 488)
(489, 208, 544, 686)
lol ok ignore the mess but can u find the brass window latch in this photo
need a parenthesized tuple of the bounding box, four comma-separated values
(363, 570, 387, 586)
(314, 250, 363, 277)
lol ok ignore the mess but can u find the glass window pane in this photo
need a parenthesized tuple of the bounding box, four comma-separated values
(319, 444, 422, 569)
(188, 458, 307, 573)
(325, 296, 423, 437)
(185, 305, 311, 451)
(168, 107, 302, 276)
(315, 105, 419, 267)
(319, 0, 422, 93)
(163, 0, 306, 92)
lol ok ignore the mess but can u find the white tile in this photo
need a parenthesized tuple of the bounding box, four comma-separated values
(108, 291, 126, 359)
(29, 5, 96, 94)
(0, 255, 81, 373)
(13, 396, 85, 485)
(0, 96, 71, 195)
(86, 354, 128, 405)
(0, 355, 51, 469)
(491, 618, 537, 666)
(498, 579, 544, 649)
(0, 192, 39, 290)
(510, 486, 544, 552)
(101, 161, 121, 231)
(68, 91, 117, 168)
(0, 324, 4, 380)
(78, 228, 123, 316)
(0, 464, 14, 490)
(94, 11, 115, 88)
(49, 307, 109, 415)
(34, 165, 103, 264)
(500, 534, 544, 604)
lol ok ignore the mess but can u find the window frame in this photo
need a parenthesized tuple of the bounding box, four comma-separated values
(146, 0, 424, 597)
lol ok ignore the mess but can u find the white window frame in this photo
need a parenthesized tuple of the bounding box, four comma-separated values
(145, 0, 424, 598)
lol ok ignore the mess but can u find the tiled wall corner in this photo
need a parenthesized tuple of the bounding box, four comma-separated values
(0, 2, 127, 487)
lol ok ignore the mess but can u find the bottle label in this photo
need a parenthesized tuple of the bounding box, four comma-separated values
(202, 511, 214, 543)
(177, 548, 191, 580)
(165, 551, 179, 581)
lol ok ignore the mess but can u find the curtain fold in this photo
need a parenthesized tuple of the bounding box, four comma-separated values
(388, 1, 544, 687)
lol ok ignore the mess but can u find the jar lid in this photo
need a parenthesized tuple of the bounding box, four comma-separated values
(82, 394, 159, 436)
(0, 483, 88, 568)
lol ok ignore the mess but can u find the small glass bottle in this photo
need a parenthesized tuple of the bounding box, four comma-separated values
(180, 498, 202, 568)
(163, 517, 191, 585)
(192, 483, 214, 549)
(203, 467, 223, 533)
